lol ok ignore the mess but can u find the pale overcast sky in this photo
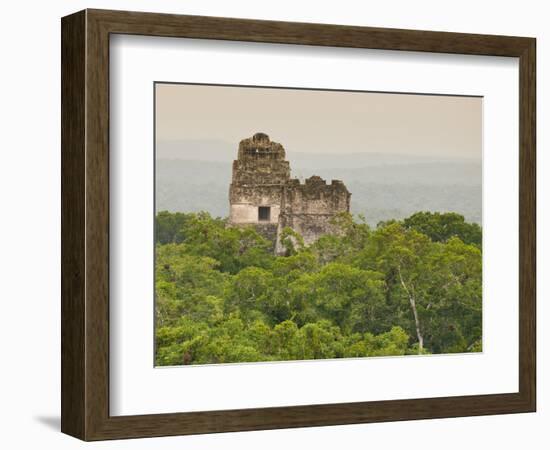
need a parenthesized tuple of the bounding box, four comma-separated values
(156, 83, 482, 159)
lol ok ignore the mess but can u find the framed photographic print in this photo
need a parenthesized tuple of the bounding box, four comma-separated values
(61, 9, 536, 440)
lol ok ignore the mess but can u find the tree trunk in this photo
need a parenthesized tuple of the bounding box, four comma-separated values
(397, 266, 424, 354)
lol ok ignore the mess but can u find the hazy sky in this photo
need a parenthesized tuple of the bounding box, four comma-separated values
(156, 83, 482, 159)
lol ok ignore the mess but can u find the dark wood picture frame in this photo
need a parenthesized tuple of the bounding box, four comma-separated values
(61, 9, 536, 441)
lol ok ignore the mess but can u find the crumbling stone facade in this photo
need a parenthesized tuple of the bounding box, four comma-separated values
(228, 133, 351, 254)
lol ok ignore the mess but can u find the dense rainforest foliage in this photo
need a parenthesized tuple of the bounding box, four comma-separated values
(155, 211, 482, 366)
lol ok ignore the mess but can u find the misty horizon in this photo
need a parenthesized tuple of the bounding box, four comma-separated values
(156, 138, 481, 163)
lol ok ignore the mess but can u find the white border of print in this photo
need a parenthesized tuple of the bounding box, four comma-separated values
(109, 34, 518, 416)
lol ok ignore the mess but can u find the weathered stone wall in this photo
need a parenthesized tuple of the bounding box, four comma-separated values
(230, 202, 281, 225)
(275, 176, 351, 253)
(231, 132, 290, 186)
(230, 185, 284, 203)
(280, 176, 351, 215)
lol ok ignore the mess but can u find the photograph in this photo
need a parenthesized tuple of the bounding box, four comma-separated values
(154, 83, 483, 366)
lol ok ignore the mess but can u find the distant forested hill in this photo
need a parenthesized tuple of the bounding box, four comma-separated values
(155, 156, 481, 226)
(156, 139, 481, 225)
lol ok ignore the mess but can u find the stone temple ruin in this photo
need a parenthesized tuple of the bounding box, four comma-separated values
(228, 133, 351, 254)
